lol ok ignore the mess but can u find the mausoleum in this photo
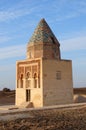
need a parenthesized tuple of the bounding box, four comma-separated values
(16, 19, 73, 107)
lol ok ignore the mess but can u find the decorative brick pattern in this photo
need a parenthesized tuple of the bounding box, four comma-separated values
(17, 59, 40, 80)
(27, 19, 61, 60)
(28, 19, 60, 45)
(29, 19, 59, 45)
(17, 67, 24, 79)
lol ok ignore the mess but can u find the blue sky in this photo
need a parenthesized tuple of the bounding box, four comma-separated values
(0, 0, 86, 90)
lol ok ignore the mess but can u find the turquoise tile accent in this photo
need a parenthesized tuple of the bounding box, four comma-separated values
(28, 18, 60, 46)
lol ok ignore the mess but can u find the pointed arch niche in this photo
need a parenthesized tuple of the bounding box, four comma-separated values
(20, 74, 23, 88)
(26, 72, 31, 88)
(33, 73, 38, 88)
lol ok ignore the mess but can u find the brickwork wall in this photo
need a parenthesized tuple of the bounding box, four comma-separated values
(31, 89, 43, 107)
(42, 59, 73, 106)
(16, 88, 26, 105)
(27, 42, 60, 60)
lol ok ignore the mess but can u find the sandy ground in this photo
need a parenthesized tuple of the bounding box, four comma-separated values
(0, 105, 86, 130)
(0, 89, 86, 130)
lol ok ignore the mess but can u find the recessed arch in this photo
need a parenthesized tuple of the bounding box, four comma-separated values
(26, 71, 31, 79)
(26, 72, 31, 88)
(20, 73, 23, 88)
(33, 72, 38, 88)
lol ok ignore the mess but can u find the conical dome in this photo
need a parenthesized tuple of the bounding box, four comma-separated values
(27, 18, 61, 60)
(28, 18, 60, 45)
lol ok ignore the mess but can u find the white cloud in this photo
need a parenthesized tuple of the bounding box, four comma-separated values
(54, 0, 86, 22)
(0, 44, 26, 59)
(61, 36, 86, 51)
(0, 7, 36, 22)
(0, 0, 86, 23)
(0, 35, 11, 43)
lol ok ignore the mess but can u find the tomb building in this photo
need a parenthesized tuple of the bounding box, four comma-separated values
(16, 19, 73, 107)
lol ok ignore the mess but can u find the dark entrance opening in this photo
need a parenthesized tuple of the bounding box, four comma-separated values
(26, 89, 30, 102)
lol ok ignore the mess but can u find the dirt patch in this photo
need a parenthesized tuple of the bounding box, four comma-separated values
(0, 89, 86, 129)
(0, 106, 86, 130)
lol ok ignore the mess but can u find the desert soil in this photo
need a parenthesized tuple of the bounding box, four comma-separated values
(0, 89, 86, 130)
(0, 106, 86, 130)
(0, 91, 15, 106)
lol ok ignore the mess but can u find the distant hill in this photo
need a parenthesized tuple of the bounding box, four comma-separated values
(74, 88, 86, 94)
(0, 90, 15, 106)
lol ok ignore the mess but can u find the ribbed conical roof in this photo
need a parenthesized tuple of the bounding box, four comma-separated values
(28, 18, 60, 46)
